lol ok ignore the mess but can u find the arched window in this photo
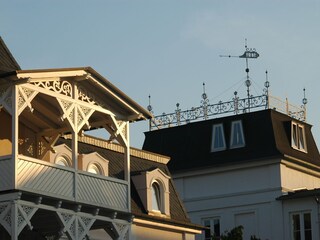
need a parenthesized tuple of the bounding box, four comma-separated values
(151, 182, 161, 212)
(55, 156, 70, 167)
(87, 163, 102, 175)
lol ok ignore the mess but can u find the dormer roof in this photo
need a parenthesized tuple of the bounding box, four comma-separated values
(143, 109, 320, 173)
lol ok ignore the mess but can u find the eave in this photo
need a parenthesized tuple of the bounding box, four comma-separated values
(1, 67, 153, 122)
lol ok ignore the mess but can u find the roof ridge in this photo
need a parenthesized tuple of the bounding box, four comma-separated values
(0, 36, 21, 71)
(63, 134, 170, 164)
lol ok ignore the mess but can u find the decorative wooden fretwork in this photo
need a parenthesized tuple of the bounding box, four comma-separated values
(17, 86, 38, 115)
(105, 116, 129, 147)
(17, 204, 38, 234)
(57, 99, 95, 133)
(0, 203, 12, 235)
(31, 80, 73, 97)
(114, 222, 130, 240)
(0, 202, 38, 238)
(78, 86, 104, 108)
(37, 133, 60, 159)
(30, 80, 105, 109)
(0, 84, 13, 114)
(57, 213, 95, 240)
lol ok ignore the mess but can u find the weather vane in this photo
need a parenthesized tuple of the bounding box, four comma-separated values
(220, 39, 260, 111)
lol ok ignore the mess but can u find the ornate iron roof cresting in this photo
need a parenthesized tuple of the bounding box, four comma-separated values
(148, 42, 307, 130)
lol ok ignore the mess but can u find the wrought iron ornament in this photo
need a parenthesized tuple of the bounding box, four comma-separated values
(148, 41, 307, 130)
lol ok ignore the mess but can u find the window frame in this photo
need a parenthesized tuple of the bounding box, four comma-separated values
(55, 154, 71, 167)
(211, 123, 226, 152)
(291, 122, 307, 153)
(202, 217, 221, 240)
(230, 120, 245, 149)
(151, 181, 162, 212)
(291, 211, 312, 240)
(87, 163, 103, 175)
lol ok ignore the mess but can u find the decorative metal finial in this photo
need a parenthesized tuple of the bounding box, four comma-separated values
(302, 88, 307, 105)
(264, 70, 270, 94)
(201, 82, 209, 119)
(147, 95, 153, 112)
(202, 82, 207, 100)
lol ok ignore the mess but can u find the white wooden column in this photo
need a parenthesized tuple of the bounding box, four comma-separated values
(12, 85, 18, 190)
(124, 121, 131, 211)
(72, 83, 79, 201)
(10, 202, 18, 240)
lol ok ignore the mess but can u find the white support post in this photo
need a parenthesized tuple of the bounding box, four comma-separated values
(72, 83, 79, 201)
(124, 122, 131, 211)
(11, 202, 18, 240)
(12, 85, 18, 189)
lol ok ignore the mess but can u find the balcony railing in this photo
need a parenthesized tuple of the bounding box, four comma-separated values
(0, 155, 129, 212)
(149, 93, 306, 130)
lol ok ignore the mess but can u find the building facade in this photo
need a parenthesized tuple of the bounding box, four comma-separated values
(143, 109, 320, 240)
(0, 37, 202, 239)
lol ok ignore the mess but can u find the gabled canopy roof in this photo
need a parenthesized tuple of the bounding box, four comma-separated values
(143, 109, 320, 173)
(1, 67, 152, 123)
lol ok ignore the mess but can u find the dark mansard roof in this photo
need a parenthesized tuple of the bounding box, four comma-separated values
(143, 109, 320, 173)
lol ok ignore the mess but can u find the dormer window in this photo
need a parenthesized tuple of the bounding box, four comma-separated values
(132, 168, 170, 216)
(292, 122, 307, 152)
(211, 124, 226, 152)
(230, 120, 245, 149)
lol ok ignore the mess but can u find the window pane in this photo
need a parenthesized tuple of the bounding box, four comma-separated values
(213, 219, 220, 237)
(304, 213, 312, 240)
(214, 127, 222, 147)
(88, 164, 99, 174)
(212, 124, 226, 151)
(292, 214, 301, 240)
(292, 124, 298, 148)
(305, 230, 312, 240)
(230, 121, 245, 148)
(204, 220, 211, 239)
(151, 183, 161, 211)
(298, 126, 305, 150)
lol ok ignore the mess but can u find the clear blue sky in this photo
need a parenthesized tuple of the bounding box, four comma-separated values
(1, 0, 320, 148)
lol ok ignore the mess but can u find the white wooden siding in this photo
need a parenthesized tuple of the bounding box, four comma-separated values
(0, 156, 13, 191)
(14, 155, 129, 212)
(78, 172, 128, 210)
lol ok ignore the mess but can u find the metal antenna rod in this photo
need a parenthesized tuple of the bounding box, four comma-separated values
(220, 39, 260, 112)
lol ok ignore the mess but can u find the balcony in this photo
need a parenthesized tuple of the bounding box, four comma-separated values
(0, 154, 129, 212)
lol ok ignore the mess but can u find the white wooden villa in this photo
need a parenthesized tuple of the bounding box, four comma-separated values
(0, 37, 203, 240)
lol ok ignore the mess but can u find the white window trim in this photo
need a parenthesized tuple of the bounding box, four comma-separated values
(87, 162, 104, 175)
(230, 120, 245, 149)
(202, 217, 221, 240)
(131, 168, 171, 217)
(290, 211, 312, 240)
(211, 123, 226, 152)
(291, 122, 307, 153)
(55, 155, 71, 167)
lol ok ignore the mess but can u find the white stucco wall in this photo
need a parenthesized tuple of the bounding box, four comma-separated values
(173, 162, 284, 240)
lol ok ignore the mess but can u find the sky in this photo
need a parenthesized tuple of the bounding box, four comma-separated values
(1, 0, 320, 148)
